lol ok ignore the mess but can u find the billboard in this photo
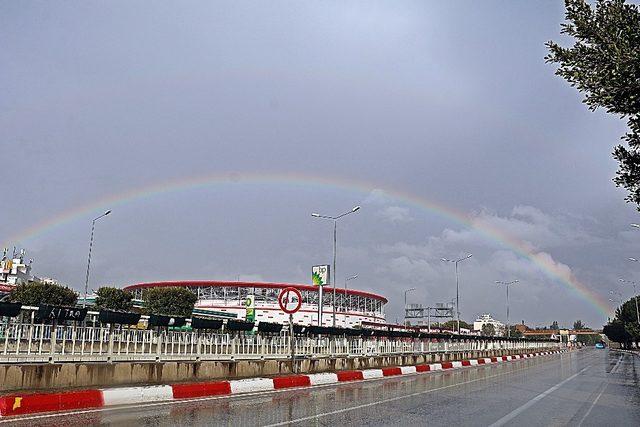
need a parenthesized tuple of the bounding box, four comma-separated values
(245, 294, 255, 321)
(312, 265, 330, 287)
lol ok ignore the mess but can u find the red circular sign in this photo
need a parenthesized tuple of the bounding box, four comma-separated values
(278, 287, 302, 314)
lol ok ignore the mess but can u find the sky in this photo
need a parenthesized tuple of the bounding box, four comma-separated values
(1, 1, 638, 329)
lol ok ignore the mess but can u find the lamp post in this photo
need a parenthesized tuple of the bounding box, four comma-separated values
(403, 287, 416, 325)
(495, 280, 519, 337)
(83, 210, 111, 308)
(442, 254, 472, 334)
(620, 278, 640, 325)
(631, 224, 640, 229)
(311, 206, 360, 327)
(343, 275, 357, 325)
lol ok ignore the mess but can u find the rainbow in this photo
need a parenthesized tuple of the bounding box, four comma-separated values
(1, 171, 611, 318)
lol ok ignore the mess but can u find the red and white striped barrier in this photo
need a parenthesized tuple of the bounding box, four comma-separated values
(0, 350, 564, 417)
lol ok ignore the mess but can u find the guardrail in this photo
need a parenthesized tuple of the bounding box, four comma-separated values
(0, 308, 561, 364)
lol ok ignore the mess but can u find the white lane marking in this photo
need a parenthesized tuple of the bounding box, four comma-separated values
(262, 354, 577, 427)
(577, 380, 608, 426)
(487, 366, 591, 427)
(610, 354, 623, 374)
(0, 350, 570, 424)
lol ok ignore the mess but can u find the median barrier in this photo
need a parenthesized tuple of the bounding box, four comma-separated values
(0, 350, 566, 417)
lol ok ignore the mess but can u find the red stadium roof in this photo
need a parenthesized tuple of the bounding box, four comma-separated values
(124, 280, 388, 303)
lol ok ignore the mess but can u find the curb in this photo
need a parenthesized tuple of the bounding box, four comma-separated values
(0, 350, 565, 417)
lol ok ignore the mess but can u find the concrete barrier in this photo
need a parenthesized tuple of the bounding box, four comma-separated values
(0, 350, 567, 417)
(0, 346, 561, 392)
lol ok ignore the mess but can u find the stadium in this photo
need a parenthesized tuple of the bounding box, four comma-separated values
(124, 280, 387, 328)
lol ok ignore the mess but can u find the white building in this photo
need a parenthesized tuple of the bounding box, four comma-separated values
(124, 280, 387, 328)
(473, 313, 505, 335)
(0, 249, 33, 295)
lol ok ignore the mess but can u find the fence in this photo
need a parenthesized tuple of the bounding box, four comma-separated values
(0, 308, 561, 364)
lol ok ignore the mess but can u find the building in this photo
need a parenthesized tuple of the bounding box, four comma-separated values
(473, 313, 505, 335)
(124, 280, 387, 328)
(0, 249, 33, 296)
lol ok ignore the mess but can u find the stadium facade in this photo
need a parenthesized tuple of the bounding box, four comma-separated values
(124, 280, 387, 328)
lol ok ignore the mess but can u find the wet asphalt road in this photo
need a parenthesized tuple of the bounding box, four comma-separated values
(3, 349, 639, 426)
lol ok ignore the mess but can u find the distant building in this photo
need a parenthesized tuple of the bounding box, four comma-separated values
(0, 248, 33, 296)
(124, 280, 387, 327)
(473, 313, 505, 335)
(514, 323, 529, 334)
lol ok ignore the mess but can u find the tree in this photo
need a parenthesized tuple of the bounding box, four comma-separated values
(9, 280, 77, 306)
(550, 320, 559, 330)
(94, 286, 134, 311)
(481, 324, 496, 337)
(573, 320, 586, 330)
(438, 320, 473, 331)
(546, 0, 640, 208)
(508, 325, 523, 338)
(603, 321, 633, 348)
(143, 287, 197, 317)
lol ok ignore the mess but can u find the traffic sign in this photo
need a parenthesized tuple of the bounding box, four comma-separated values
(278, 287, 302, 314)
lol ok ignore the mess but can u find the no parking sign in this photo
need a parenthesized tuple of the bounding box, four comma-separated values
(278, 287, 302, 314)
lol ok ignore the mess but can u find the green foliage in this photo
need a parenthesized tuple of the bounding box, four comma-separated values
(604, 296, 640, 346)
(437, 320, 472, 331)
(576, 334, 602, 345)
(603, 321, 633, 347)
(481, 324, 496, 337)
(546, 0, 640, 208)
(143, 287, 197, 317)
(9, 280, 77, 306)
(94, 286, 133, 311)
(508, 325, 523, 338)
(573, 320, 586, 330)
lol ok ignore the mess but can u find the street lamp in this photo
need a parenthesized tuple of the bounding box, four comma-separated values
(620, 278, 640, 325)
(311, 205, 360, 327)
(442, 254, 473, 334)
(495, 280, 519, 337)
(631, 224, 640, 229)
(403, 287, 416, 325)
(83, 210, 111, 308)
(343, 274, 358, 324)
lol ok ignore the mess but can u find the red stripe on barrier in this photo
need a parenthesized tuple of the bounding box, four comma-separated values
(491, 357, 498, 362)
(502, 356, 508, 361)
(273, 375, 311, 389)
(477, 359, 486, 364)
(337, 371, 364, 382)
(461, 360, 471, 366)
(415, 365, 431, 372)
(441, 362, 453, 369)
(382, 367, 402, 377)
(172, 381, 231, 399)
(0, 390, 103, 416)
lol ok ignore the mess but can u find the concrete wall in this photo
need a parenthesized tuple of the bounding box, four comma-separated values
(0, 346, 559, 392)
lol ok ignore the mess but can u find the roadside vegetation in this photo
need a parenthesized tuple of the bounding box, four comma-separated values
(93, 286, 134, 311)
(604, 298, 640, 348)
(142, 286, 197, 317)
(9, 280, 77, 306)
(547, 0, 640, 209)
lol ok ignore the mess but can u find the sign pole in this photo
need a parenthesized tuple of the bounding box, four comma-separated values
(289, 313, 295, 372)
(318, 285, 323, 326)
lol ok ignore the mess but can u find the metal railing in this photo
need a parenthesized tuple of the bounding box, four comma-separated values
(0, 311, 561, 364)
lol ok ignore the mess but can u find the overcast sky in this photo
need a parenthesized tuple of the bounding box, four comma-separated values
(2, 1, 638, 328)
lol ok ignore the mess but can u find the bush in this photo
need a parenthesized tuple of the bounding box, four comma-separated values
(143, 287, 197, 317)
(9, 280, 77, 306)
(94, 286, 134, 311)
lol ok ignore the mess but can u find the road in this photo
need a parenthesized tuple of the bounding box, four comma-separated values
(3, 349, 638, 426)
